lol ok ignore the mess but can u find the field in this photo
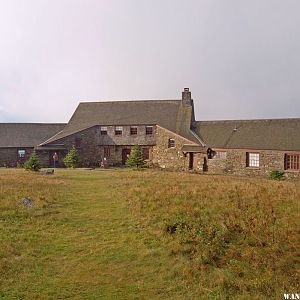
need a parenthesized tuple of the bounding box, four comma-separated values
(0, 169, 299, 299)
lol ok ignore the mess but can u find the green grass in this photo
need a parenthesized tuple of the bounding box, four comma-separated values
(0, 169, 299, 299)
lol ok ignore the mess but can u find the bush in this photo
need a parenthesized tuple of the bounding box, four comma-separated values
(126, 145, 145, 168)
(269, 170, 285, 180)
(63, 146, 79, 168)
(24, 152, 41, 171)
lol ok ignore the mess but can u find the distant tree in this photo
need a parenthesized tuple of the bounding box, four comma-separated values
(63, 146, 79, 168)
(24, 152, 41, 171)
(126, 145, 145, 168)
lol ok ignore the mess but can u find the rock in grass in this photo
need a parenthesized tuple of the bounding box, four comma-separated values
(21, 197, 33, 208)
(45, 169, 54, 175)
(40, 169, 54, 175)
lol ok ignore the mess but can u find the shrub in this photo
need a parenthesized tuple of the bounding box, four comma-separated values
(126, 145, 145, 168)
(269, 170, 285, 180)
(24, 152, 41, 171)
(63, 146, 79, 168)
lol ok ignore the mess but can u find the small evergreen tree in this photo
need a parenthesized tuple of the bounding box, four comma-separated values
(63, 146, 79, 168)
(126, 145, 145, 168)
(24, 152, 41, 171)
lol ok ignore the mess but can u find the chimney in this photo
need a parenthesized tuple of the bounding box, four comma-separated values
(182, 87, 192, 105)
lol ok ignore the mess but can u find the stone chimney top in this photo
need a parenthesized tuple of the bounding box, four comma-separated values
(182, 87, 192, 106)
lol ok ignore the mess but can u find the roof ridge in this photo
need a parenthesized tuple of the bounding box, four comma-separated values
(78, 99, 181, 104)
(0, 123, 67, 125)
(197, 118, 300, 123)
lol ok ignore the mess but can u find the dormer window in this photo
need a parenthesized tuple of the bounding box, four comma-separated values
(100, 126, 107, 135)
(146, 126, 153, 135)
(168, 138, 175, 148)
(115, 126, 123, 135)
(130, 126, 138, 135)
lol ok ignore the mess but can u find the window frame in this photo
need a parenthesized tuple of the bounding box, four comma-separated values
(246, 152, 260, 168)
(130, 126, 138, 135)
(100, 126, 108, 135)
(115, 126, 123, 135)
(18, 149, 26, 158)
(285, 154, 300, 170)
(168, 138, 175, 148)
(146, 126, 153, 135)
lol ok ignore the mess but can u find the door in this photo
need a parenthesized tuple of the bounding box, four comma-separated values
(189, 153, 194, 170)
(122, 149, 131, 165)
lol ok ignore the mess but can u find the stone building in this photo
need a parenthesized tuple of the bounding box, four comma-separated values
(0, 123, 65, 167)
(1, 88, 300, 177)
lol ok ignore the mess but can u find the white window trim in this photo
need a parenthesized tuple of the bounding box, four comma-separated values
(247, 152, 260, 168)
(18, 149, 26, 158)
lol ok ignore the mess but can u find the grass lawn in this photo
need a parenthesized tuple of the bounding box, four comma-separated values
(0, 169, 299, 299)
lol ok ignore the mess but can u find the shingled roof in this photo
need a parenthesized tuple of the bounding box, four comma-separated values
(195, 118, 300, 151)
(0, 123, 66, 148)
(41, 100, 205, 145)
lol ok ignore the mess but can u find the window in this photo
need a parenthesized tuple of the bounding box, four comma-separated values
(100, 126, 107, 135)
(214, 151, 227, 159)
(18, 149, 26, 158)
(246, 152, 260, 167)
(146, 126, 153, 135)
(115, 126, 123, 135)
(207, 148, 214, 159)
(130, 126, 138, 135)
(143, 148, 150, 160)
(168, 138, 175, 148)
(285, 154, 300, 170)
(104, 147, 111, 158)
(75, 137, 82, 148)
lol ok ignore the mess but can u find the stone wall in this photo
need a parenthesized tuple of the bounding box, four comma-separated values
(152, 126, 197, 171)
(0, 147, 34, 167)
(41, 125, 155, 167)
(205, 148, 300, 178)
(97, 125, 156, 146)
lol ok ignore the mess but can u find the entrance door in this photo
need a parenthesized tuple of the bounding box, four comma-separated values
(122, 149, 131, 165)
(189, 153, 194, 170)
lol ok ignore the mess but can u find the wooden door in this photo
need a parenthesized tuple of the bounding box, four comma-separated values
(189, 153, 194, 170)
(122, 149, 131, 165)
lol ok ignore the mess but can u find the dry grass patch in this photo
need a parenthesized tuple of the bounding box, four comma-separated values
(125, 171, 300, 299)
(0, 169, 299, 299)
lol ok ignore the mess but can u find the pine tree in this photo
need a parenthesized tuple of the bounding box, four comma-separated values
(63, 146, 79, 168)
(24, 152, 41, 171)
(126, 145, 145, 168)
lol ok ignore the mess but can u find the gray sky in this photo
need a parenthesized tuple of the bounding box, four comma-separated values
(0, 0, 299, 122)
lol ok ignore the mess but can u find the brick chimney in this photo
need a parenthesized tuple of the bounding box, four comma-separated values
(182, 87, 192, 106)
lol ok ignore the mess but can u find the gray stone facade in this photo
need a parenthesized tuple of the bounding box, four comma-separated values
(202, 148, 300, 178)
(0, 147, 34, 167)
(38, 125, 156, 167)
(152, 126, 206, 171)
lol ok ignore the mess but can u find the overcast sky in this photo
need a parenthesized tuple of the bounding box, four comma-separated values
(0, 0, 299, 123)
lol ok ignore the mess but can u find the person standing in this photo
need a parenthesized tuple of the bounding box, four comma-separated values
(53, 152, 59, 168)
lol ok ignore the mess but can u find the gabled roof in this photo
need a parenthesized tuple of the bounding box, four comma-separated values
(41, 100, 204, 145)
(0, 123, 66, 148)
(195, 118, 300, 151)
